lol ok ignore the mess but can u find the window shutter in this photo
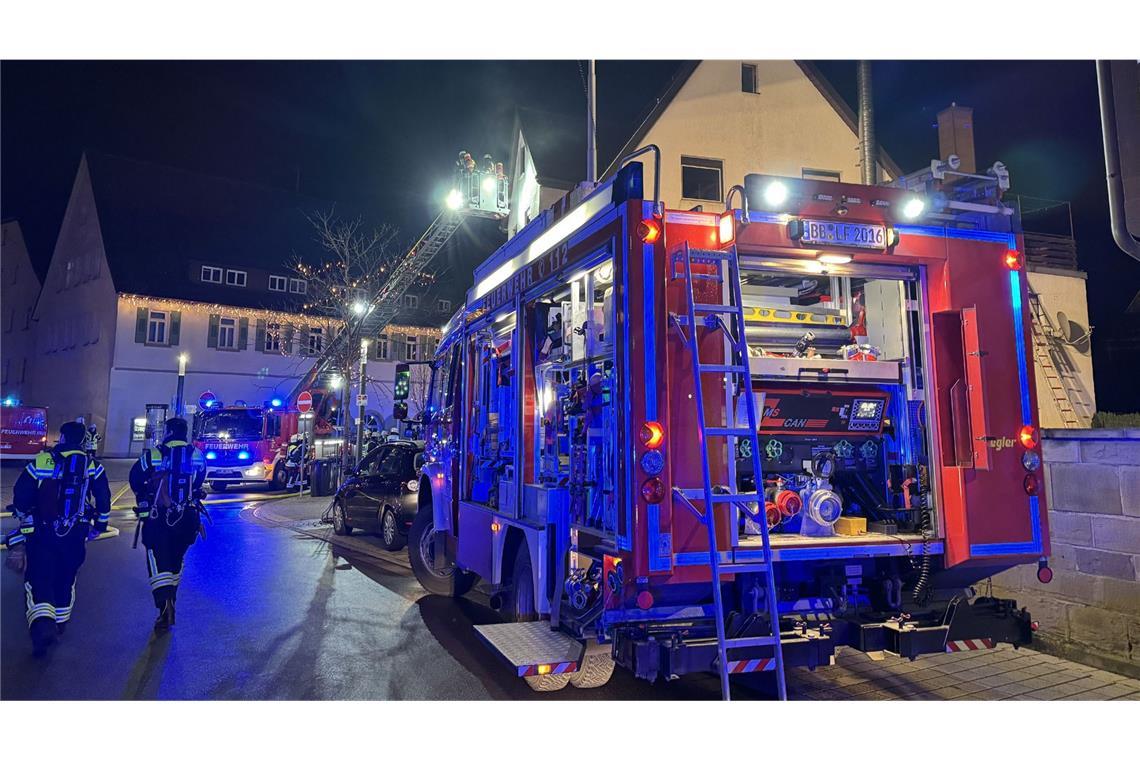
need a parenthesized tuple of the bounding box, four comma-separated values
(393, 332, 406, 361)
(238, 317, 249, 350)
(207, 314, 220, 348)
(134, 307, 148, 343)
(283, 324, 294, 355)
(255, 319, 267, 353)
(169, 311, 181, 346)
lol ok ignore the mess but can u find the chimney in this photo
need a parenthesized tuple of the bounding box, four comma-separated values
(937, 103, 976, 174)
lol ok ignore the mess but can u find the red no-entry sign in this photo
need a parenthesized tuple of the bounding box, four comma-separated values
(297, 391, 313, 413)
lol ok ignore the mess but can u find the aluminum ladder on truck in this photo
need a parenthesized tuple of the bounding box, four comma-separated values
(669, 241, 787, 701)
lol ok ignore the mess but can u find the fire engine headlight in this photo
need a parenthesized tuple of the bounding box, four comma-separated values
(901, 196, 926, 220)
(1022, 450, 1041, 472)
(244, 463, 264, 478)
(445, 189, 464, 211)
(763, 181, 788, 208)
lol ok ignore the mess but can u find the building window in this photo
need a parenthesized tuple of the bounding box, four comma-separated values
(437, 299, 452, 313)
(269, 275, 288, 292)
(802, 167, 842, 182)
(289, 278, 307, 294)
(264, 322, 281, 352)
(406, 335, 418, 361)
(741, 63, 758, 94)
(216, 317, 238, 350)
(403, 294, 419, 309)
(147, 310, 169, 345)
(307, 326, 323, 356)
(377, 333, 389, 360)
(225, 269, 247, 287)
(201, 265, 223, 283)
(681, 156, 723, 202)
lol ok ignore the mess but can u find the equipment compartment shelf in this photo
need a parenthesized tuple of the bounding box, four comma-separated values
(749, 355, 903, 384)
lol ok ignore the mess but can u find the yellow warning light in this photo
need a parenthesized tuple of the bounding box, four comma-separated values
(537, 664, 552, 675)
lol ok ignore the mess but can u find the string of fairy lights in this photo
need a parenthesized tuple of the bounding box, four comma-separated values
(117, 293, 444, 340)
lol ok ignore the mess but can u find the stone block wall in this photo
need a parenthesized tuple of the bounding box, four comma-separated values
(989, 429, 1140, 678)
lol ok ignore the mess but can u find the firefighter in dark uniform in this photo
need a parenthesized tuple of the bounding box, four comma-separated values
(128, 417, 206, 632)
(3, 421, 111, 656)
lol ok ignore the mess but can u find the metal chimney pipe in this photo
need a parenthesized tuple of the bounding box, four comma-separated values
(587, 60, 597, 184)
(858, 61, 878, 185)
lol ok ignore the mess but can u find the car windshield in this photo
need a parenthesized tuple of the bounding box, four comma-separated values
(197, 409, 263, 440)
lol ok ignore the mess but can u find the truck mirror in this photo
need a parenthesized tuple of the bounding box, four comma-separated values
(394, 363, 411, 401)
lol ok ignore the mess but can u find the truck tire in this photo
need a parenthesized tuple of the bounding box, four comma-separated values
(524, 672, 572, 692)
(569, 652, 615, 689)
(503, 545, 537, 623)
(380, 508, 406, 552)
(408, 506, 475, 597)
(332, 500, 353, 536)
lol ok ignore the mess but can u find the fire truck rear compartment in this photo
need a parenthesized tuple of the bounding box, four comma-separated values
(720, 262, 938, 552)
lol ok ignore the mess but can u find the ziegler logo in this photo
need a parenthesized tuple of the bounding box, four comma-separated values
(987, 437, 1017, 451)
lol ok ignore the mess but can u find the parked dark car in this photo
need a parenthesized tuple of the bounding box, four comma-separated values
(331, 440, 424, 550)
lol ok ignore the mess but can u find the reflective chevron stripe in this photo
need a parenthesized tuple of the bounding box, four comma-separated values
(519, 661, 578, 677)
(945, 638, 996, 652)
(728, 658, 775, 674)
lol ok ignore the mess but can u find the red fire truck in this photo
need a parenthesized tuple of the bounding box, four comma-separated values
(0, 404, 48, 460)
(410, 153, 1049, 698)
(193, 403, 299, 491)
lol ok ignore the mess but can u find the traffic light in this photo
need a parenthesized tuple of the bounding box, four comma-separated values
(393, 401, 408, 420)
(394, 363, 411, 401)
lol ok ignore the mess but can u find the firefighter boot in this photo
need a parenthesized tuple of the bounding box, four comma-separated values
(30, 618, 58, 657)
(154, 600, 176, 633)
(56, 622, 68, 635)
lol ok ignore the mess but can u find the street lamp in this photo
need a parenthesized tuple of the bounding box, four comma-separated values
(175, 353, 189, 416)
(356, 338, 370, 461)
(352, 300, 367, 316)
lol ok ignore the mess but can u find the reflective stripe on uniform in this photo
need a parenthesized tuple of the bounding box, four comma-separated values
(55, 585, 77, 622)
(25, 582, 57, 625)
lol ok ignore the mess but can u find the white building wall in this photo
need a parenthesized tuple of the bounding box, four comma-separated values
(103, 297, 435, 456)
(1, 221, 41, 404)
(24, 158, 120, 436)
(627, 60, 894, 213)
(1026, 268, 1097, 428)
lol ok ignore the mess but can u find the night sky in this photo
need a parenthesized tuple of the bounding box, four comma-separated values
(2, 60, 1136, 409)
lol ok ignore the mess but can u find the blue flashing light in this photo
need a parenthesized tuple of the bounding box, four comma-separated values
(270, 397, 283, 408)
(237, 451, 251, 461)
(2, 396, 17, 407)
(205, 451, 218, 461)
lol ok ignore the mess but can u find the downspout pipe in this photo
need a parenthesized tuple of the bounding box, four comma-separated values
(1096, 60, 1140, 262)
(858, 61, 878, 185)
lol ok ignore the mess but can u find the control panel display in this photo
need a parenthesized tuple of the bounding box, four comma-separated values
(848, 398, 886, 432)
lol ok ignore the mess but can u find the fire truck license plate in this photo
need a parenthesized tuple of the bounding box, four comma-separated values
(797, 220, 887, 249)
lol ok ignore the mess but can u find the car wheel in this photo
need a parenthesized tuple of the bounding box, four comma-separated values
(332, 500, 353, 536)
(210, 482, 227, 493)
(380, 508, 406, 551)
(271, 464, 288, 491)
(408, 506, 475, 597)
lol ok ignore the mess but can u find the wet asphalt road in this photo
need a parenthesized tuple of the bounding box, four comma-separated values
(0, 468, 748, 700)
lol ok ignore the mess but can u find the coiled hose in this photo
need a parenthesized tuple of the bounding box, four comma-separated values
(912, 499, 934, 605)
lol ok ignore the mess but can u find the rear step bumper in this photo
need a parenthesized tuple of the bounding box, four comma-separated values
(615, 630, 835, 683)
(845, 596, 1033, 658)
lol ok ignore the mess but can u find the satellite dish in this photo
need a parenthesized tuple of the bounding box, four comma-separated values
(1056, 311, 1092, 355)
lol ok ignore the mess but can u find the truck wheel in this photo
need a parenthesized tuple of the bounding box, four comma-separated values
(211, 482, 227, 493)
(408, 506, 475, 597)
(380, 508, 406, 551)
(524, 672, 571, 692)
(569, 652, 615, 689)
(271, 464, 288, 491)
(332, 500, 353, 536)
(503, 545, 541, 623)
